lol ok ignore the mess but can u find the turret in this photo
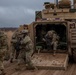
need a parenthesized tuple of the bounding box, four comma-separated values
(58, 0, 71, 8)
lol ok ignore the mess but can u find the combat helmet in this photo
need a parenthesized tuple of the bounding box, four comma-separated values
(47, 30, 55, 34)
(21, 30, 29, 34)
(51, 30, 56, 33)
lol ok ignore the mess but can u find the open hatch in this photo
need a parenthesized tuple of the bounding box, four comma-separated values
(35, 22, 68, 53)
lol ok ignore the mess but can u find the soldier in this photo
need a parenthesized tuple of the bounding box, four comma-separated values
(0, 30, 8, 75)
(17, 30, 37, 70)
(10, 30, 22, 63)
(44, 30, 59, 55)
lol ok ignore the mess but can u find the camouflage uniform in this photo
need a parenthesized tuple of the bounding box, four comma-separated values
(17, 30, 37, 70)
(10, 30, 18, 62)
(45, 30, 59, 55)
(45, 30, 54, 50)
(0, 31, 8, 75)
(10, 30, 22, 62)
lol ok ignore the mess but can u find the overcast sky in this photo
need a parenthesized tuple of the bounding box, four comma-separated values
(0, 0, 73, 27)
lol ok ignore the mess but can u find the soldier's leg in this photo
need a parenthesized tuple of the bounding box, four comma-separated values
(15, 51, 24, 70)
(0, 60, 6, 75)
(53, 42, 58, 55)
(17, 51, 23, 64)
(15, 58, 22, 70)
(15, 50, 20, 59)
(26, 51, 32, 66)
(26, 51, 38, 70)
(46, 40, 51, 50)
(10, 46, 15, 63)
(0, 49, 6, 75)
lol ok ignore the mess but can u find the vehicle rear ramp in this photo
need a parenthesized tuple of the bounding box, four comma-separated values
(32, 53, 69, 70)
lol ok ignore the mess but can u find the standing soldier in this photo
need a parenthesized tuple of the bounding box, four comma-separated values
(10, 30, 22, 63)
(0, 30, 8, 75)
(10, 30, 18, 63)
(17, 30, 37, 70)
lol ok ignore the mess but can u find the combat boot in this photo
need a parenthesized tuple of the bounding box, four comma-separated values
(0, 70, 6, 75)
(53, 50, 56, 56)
(0, 72, 6, 75)
(26, 64, 38, 70)
(15, 64, 21, 71)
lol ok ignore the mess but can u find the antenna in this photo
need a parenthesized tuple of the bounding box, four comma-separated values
(54, 0, 58, 6)
(54, 0, 56, 5)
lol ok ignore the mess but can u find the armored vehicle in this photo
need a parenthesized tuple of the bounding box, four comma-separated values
(19, 0, 76, 70)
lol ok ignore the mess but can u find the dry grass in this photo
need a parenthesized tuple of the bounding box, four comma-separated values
(5, 31, 14, 51)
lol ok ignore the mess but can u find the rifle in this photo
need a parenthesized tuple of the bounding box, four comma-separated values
(15, 37, 22, 59)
